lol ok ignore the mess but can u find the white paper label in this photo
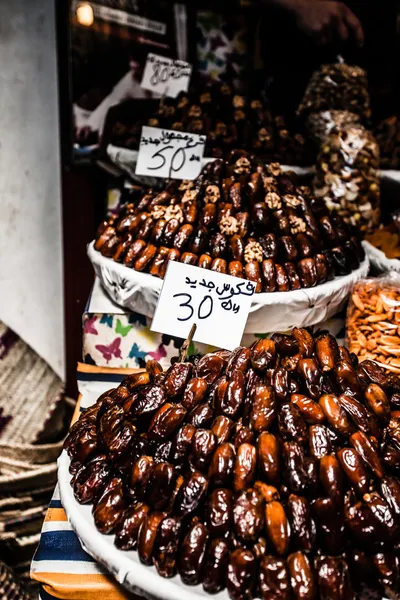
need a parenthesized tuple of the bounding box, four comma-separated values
(141, 53, 192, 97)
(151, 262, 256, 350)
(135, 126, 206, 180)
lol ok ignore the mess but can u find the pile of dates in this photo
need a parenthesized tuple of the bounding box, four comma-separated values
(65, 330, 400, 599)
(95, 152, 365, 293)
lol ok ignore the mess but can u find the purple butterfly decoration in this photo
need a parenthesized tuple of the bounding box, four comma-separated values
(95, 338, 122, 363)
(148, 344, 167, 361)
(84, 315, 98, 335)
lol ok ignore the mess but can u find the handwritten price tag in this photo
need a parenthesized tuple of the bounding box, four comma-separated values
(141, 53, 192, 98)
(135, 126, 206, 180)
(151, 262, 256, 350)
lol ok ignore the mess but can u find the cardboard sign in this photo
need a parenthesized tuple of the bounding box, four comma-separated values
(151, 262, 256, 350)
(135, 126, 206, 180)
(141, 53, 192, 97)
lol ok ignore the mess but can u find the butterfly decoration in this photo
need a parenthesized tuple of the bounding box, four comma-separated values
(161, 334, 183, 349)
(84, 315, 98, 336)
(95, 338, 122, 363)
(128, 312, 147, 327)
(115, 319, 133, 337)
(148, 344, 167, 361)
(128, 343, 148, 363)
(100, 314, 113, 328)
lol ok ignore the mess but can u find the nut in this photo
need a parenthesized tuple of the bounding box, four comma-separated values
(220, 215, 239, 236)
(164, 205, 184, 223)
(244, 240, 263, 263)
(205, 185, 220, 203)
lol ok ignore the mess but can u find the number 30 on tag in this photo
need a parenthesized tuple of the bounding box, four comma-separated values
(151, 262, 256, 350)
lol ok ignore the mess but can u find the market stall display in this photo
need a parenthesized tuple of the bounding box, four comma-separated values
(104, 82, 314, 166)
(63, 332, 400, 599)
(93, 153, 365, 294)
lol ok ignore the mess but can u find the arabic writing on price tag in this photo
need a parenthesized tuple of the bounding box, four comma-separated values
(151, 262, 256, 350)
(135, 126, 206, 180)
(141, 53, 192, 97)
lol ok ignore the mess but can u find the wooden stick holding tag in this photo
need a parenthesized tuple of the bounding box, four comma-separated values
(178, 323, 197, 363)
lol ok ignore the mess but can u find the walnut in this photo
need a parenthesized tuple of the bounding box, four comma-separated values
(205, 185, 220, 203)
(220, 215, 239, 236)
(182, 189, 198, 203)
(177, 96, 189, 109)
(220, 83, 232, 95)
(234, 109, 245, 122)
(172, 122, 184, 131)
(200, 92, 211, 104)
(250, 99, 263, 109)
(268, 162, 282, 177)
(164, 106, 175, 117)
(188, 105, 202, 118)
(265, 191, 282, 210)
(258, 128, 271, 142)
(262, 176, 278, 193)
(216, 122, 227, 136)
(151, 205, 166, 220)
(234, 157, 251, 174)
(233, 95, 245, 108)
(289, 215, 307, 234)
(283, 194, 301, 208)
(179, 180, 194, 191)
(297, 185, 311, 198)
(164, 204, 184, 223)
(191, 119, 203, 133)
(244, 240, 263, 263)
(148, 118, 159, 127)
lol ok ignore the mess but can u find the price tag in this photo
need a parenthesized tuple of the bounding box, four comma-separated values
(151, 262, 256, 350)
(141, 53, 192, 97)
(135, 126, 206, 180)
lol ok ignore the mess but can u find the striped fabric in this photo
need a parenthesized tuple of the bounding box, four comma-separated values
(31, 364, 142, 600)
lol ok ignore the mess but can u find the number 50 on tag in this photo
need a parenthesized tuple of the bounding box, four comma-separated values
(151, 262, 256, 350)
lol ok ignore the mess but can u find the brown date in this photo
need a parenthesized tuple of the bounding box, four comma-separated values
(257, 432, 280, 484)
(208, 442, 236, 487)
(265, 499, 290, 556)
(197, 253, 212, 270)
(292, 327, 314, 357)
(249, 382, 276, 432)
(115, 502, 149, 550)
(232, 424, 255, 449)
(226, 346, 251, 376)
(125, 384, 165, 416)
(207, 487, 233, 537)
(290, 394, 325, 424)
(129, 455, 154, 496)
(278, 403, 307, 445)
(178, 521, 208, 585)
(181, 377, 208, 410)
(275, 263, 290, 291)
(190, 227, 208, 255)
(287, 494, 316, 552)
(364, 384, 391, 425)
(363, 492, 399, 541)
(287, 551, 316, 600)
(319, 455, 344, 505)
(73, 458, 111, 504)
(175, 471, 208, 516)
(296, 358, 323, 400)
(229, 260, 244, 278)
(245, 261, 262, 292)
(202, 538, 229, 594)
(379, 476, 400, 516)
(314, 556, 355, 600)
(145, 360, 163, 383)
(282, 441, 309, 494)
(137, 511, 166, 565)
(254, 481, 280, 503)
(259, 556, 291, 600)
(227, 548, 256, 600)
(271, 333, 299, 356)
(187, 402, 214, 428)
(297, 258, 317, 288)
(262, 259, 276, 292)
(170, 424, 196, 464)
(319, 394, 354, 436)
(217, 370, 245, 418)
(272, 367, 290, 402)
(147, 462, 176, 510)
(314, 254, 328, 284)
(196, 354, 225, 385)
(349, 431, 384, 479)
(315, 333, 339, 372)
(124, 239, 146, 267)
(337, 448, 369, 495)
(234, 443, 257, 491)
(233, 488, 264, 541)
(148, 403, 187, 440)
(284, 262, 302, 290)
(153, 516, 182, 578)
(230, 234, 245, 261)
(251, 339, 276, 372)
(211, 415, 234, 444)
(338, 394, 373, 436)
(93, 479, 127, 534)
(260, 233, 278, 260)
(335, 360, 362, 398)
(190, 429, 217, 470)
(163, 362, 193, 398)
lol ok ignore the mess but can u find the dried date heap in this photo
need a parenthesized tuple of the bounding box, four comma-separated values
(313, 126, 380, 234)
(109, 82, 313, 165)
(95, 153, 365, 292)
(65, 331, 400, 599)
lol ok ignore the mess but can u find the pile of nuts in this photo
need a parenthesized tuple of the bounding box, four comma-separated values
(347, 278, 400, 373)
(65, 331, 400, 599)
(94, 152, 365, 292)
(313, 126, 380, 233)
(297, 63, 371, 123)
(108, 82, 314, 165)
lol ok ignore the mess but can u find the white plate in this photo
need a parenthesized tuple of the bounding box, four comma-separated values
(58, 450, 227, 600)
(88, 241, 369, 333)
(363, 240, 400, 274)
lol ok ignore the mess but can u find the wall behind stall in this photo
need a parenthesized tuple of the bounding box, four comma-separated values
(0, 0, 64, 378)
